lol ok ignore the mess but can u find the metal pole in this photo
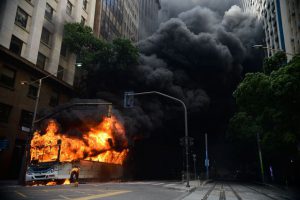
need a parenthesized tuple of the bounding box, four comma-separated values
(205, 133, 209, 180)
(19, 79, 42, 185)
(129, 91, 190, 187)
(193, 154, 196, 180)
(256, 132, 265, 183)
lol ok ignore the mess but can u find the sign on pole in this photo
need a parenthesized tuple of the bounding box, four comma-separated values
(124, 91, 134, 108)
(0, 139, 9, 151)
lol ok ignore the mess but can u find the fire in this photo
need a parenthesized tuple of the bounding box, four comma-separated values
(63, 179, 70, 185)
(46, 181, 57, 186)
(30, 116, 128, 165)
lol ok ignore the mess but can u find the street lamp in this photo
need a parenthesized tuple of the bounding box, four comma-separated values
(124, 91, 191, 187)
(252, 44, 296, 56)
(75, 63, 83, 67)
(18, 64, 79, 185)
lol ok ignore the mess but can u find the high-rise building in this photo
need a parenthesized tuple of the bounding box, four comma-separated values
(138, 0, 161, 41)
(0, 0, 96, 179)
(93, 0, 139, 42)
(123, 0, 139, 42)
(240, 0, 300, 58)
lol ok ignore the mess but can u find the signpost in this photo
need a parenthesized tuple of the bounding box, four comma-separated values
(205, 133, 209, 179)
(124, 91, 134, 108)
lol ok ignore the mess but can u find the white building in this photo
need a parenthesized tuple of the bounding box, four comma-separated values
(0, 0, 96, 85)
(240, 0, 300, 58)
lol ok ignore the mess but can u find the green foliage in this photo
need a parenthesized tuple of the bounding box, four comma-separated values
(263, 51, 287, 75)
(229, 55, 300, 159)
(63, 23, 139, 96)
(63, 23, 138, 68)
(63, 23, 107, 65)
(228, 112, 260, 140)
(112, 38, 139, 67)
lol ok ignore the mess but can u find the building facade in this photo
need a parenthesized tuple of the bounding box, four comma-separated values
(0, 0, 96, 85)
(138, 0, 161, 41)
(0, 0, 96, 179)
(93, 0, 139, 42)
(240, 0, 300, 58)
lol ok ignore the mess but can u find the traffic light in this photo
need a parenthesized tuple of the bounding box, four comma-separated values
(124, 92, 134, 108)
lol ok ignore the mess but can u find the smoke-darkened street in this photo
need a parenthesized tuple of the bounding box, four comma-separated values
(1, 181, 299, 200)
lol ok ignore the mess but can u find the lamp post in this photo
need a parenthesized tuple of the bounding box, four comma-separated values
(193, 154, 197, 180)
(252, 44, 296, 56)
(124, 91, 190, 187)
(18, 66, 72, 185)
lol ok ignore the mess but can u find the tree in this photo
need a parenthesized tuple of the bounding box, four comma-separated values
(63, 23, 139, 96)
(263, 51, 287, 75)
(228, 55, 300, 182)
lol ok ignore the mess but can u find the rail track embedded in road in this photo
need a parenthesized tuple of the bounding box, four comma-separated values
(201, 183, 216, 200)
(228, 184, 243, 200)
(243, 185, 292, 200)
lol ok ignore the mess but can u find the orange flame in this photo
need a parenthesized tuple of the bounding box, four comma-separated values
(63, 179, 70, 185)
(30, 116, 128, 165)
(46, 181, 57, 186)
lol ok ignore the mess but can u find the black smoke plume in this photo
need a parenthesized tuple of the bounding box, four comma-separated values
(41, 1, 263, 145)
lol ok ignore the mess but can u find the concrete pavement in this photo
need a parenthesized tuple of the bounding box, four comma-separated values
(180, 181, 299, 200)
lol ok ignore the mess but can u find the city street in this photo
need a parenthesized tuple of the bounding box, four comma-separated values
(0, 181, 299, 200)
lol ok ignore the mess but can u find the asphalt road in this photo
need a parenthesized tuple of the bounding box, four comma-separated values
(0, 181, 186, 200)
(0, 181, 299, 200)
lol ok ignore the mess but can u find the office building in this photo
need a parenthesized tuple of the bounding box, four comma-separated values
(0, 0, 96, 179)
(93, 0, 139, 42)
(240, 0, 300, 58)
(138, 0, 161, 40)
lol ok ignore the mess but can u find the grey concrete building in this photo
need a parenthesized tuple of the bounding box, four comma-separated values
(138, 0, 161, 41)
(93, 0, 139, 42)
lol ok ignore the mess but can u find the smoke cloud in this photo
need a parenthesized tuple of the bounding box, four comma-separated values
(41, 1, 263, 144)
(122, 1, 263, 139)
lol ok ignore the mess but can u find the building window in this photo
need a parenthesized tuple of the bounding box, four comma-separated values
(49, 90, 59, 107)
(15, 7, 28, 29)
(0, 103, 12, 123)
(36, 52, 46, 69)
(27, 78, 39, 98)
(60, 42, 67, 57)
(81, 16, 86, 25)
(19, 110, 33, 132)
(0, 66, 16, 88)
(9, 35, 23, 55)
(66, 1, 72, 15)
(41, 27, 51, 45)
(83, 0, 88, 10)
(45, 3, 54, 20)
(57, 65, 64, 80)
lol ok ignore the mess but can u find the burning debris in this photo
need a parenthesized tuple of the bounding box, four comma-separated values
(30, 116, 128, 165)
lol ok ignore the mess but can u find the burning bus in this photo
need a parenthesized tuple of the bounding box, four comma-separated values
(25, 116, 128, 184)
